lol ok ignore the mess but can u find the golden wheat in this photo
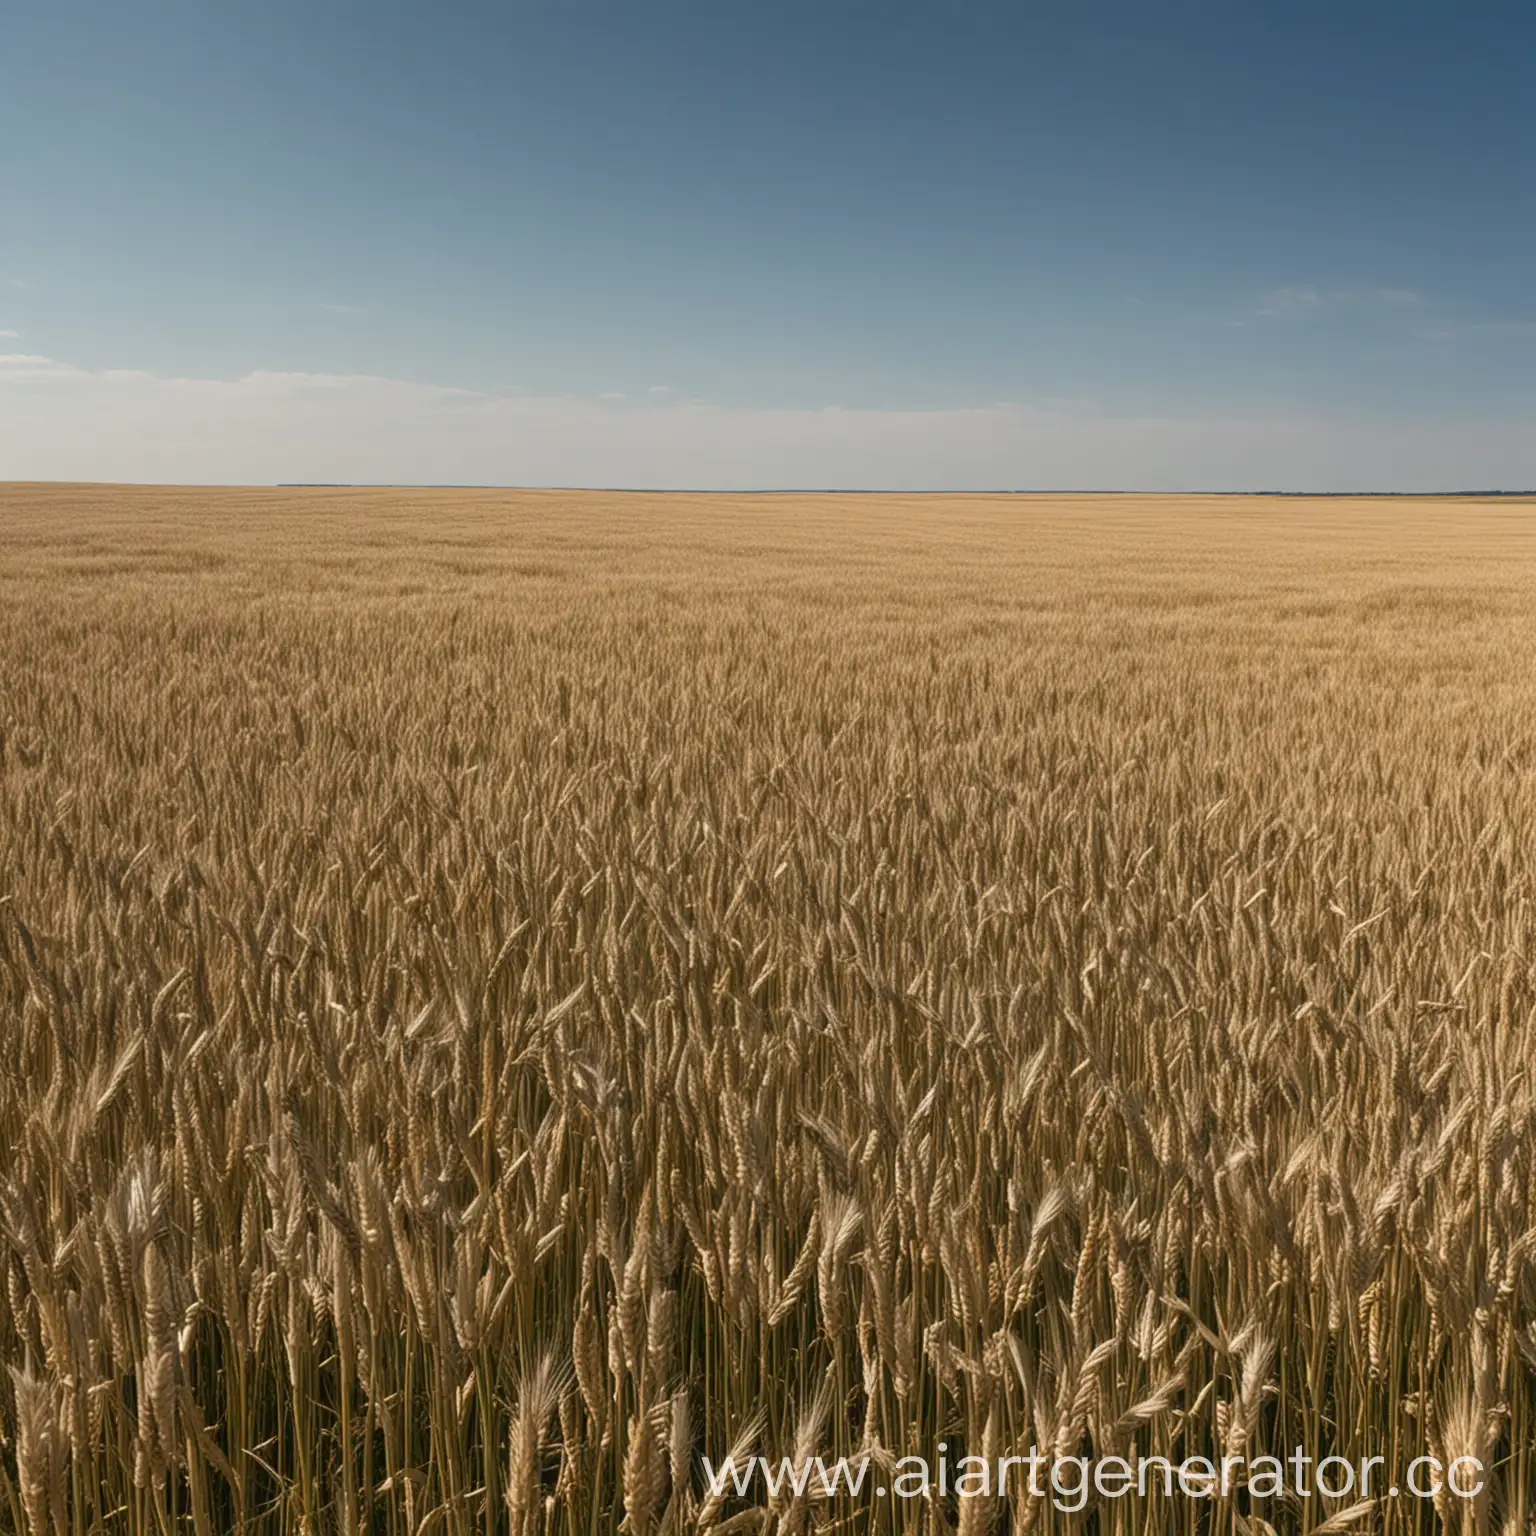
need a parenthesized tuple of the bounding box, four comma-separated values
(1, 484, 1535, 1535)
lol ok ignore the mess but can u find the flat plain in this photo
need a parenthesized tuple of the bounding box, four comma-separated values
(3, 484, 1536, 1535)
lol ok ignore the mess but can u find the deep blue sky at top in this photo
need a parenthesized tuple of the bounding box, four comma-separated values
(3, 0, 1533, 420)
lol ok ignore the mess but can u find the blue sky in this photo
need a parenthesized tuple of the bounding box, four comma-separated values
(2, 1, 1533, 487)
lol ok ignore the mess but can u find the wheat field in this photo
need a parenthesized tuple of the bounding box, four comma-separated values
(2, 483, 1535, 1536)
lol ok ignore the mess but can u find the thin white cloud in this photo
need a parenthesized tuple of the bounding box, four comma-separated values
(648, 384, 673, 395)
(0, 353, 88, 381)
(1252, 286, 1430, 322)
(0, 329, 17, 339)
(0, 356, 1532, 490)
(320, 302, 366, 315)
(1255, 286, 1324, 318)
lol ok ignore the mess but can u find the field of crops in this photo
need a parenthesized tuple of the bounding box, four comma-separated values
(2, 484, 1536, 1536)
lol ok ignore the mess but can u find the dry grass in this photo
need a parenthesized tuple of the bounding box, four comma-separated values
(2, 483, 1536, 1536)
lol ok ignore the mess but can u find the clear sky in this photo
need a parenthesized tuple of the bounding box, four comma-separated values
(2, 1, 1533, 488)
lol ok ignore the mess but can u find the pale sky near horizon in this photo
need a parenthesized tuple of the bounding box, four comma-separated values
(2, 1, 1533, 489)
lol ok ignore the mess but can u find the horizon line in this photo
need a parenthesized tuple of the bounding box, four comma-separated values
(5, 481, 1534, 499)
